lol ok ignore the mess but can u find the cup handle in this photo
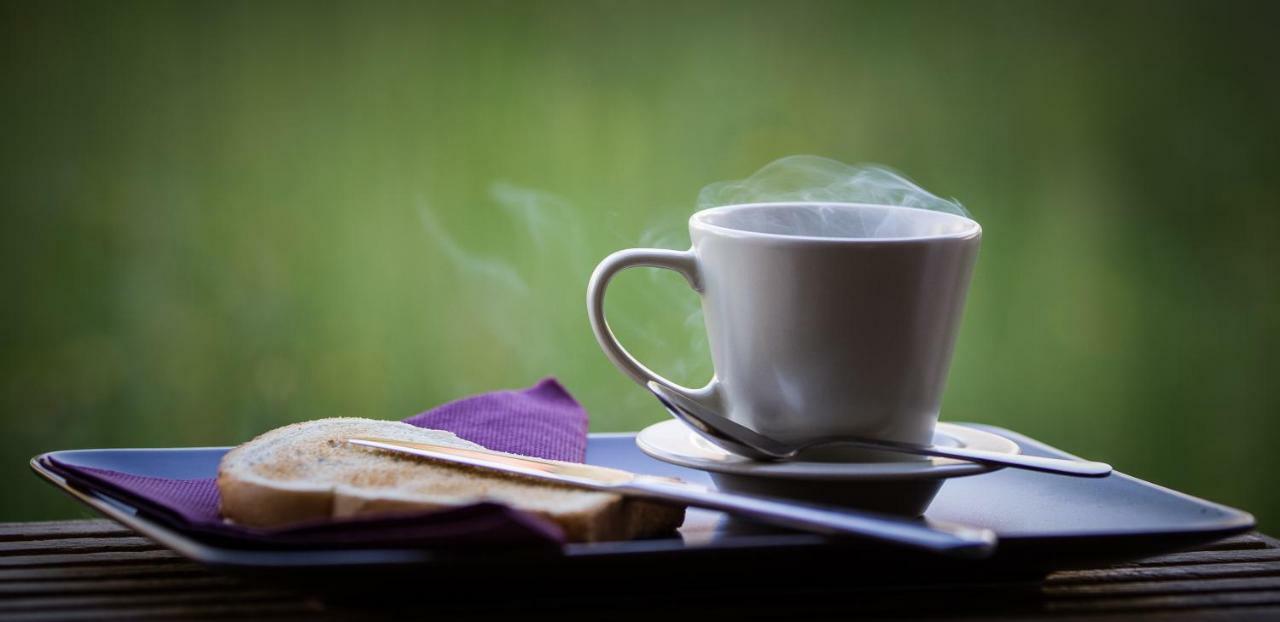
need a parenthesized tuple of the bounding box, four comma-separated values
(587, 248, 722, 411)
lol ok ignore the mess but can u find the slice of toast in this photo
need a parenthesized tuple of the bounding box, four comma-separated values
(216, 418, 685, 542)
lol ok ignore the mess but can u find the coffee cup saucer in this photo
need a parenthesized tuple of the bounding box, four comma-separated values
(636, 420, 1020, 516)
(637, 420, 1018, 479)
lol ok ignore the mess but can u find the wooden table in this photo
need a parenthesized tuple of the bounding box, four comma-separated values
(1, 520, 1278, 620)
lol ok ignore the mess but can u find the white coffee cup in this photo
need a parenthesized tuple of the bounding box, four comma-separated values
(588, 202, 981, 459)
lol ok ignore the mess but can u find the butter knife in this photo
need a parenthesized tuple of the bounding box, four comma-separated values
(346, 436, 997, 558)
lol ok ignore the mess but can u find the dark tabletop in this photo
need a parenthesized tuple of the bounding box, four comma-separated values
(1, 520, 1278, 620)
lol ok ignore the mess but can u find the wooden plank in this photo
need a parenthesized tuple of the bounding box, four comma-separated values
(1200, 534, 1272, 551)
(0, 549, 183, 568)
(1131, 549, 1280, 568)
(1049, 562, 1280, 585)
(1001, 607, 1280, 622)
(0, 563, 208, 582)
(1046, 576, 1280, 598)
(0, 537, 161, 556)
(1046, 589, 1280, 612)
(1132, 609, 1280, 622)
(0, 521, 130, 542)
(0, 588, 298, 613)
(0, 601, 326, 622)
(0, 574, 246, 596)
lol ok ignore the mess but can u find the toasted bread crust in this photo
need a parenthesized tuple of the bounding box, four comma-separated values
(217, 418, 684, 542)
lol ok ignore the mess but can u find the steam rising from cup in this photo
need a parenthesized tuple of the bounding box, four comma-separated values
(417, 155, 970, 395)
(697, 156, 969, 230)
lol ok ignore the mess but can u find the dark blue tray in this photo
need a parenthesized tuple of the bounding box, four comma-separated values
(31, 424, 1253, 578)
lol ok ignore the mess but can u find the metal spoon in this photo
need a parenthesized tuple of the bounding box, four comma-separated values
(646, 381, 1112, 477)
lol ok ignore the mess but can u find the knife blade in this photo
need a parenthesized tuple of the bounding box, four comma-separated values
(346, 436, 997, 558)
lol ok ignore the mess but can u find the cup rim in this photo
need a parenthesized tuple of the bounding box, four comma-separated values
(690, 201, 982, 243)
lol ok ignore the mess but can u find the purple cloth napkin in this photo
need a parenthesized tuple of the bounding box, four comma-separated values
(44, 378, 587, 548)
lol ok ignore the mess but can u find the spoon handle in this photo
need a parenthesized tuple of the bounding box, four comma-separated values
(622, 476, 997, 558)
(880, 443, 1112, 477)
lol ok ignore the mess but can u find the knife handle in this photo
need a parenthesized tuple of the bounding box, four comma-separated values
(622, 476, 996, 558)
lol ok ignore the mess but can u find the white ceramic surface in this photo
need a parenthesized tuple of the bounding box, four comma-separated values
(588, 202, 982, 452)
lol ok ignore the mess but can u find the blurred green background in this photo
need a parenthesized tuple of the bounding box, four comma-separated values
(3, 1, 1278, 531)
